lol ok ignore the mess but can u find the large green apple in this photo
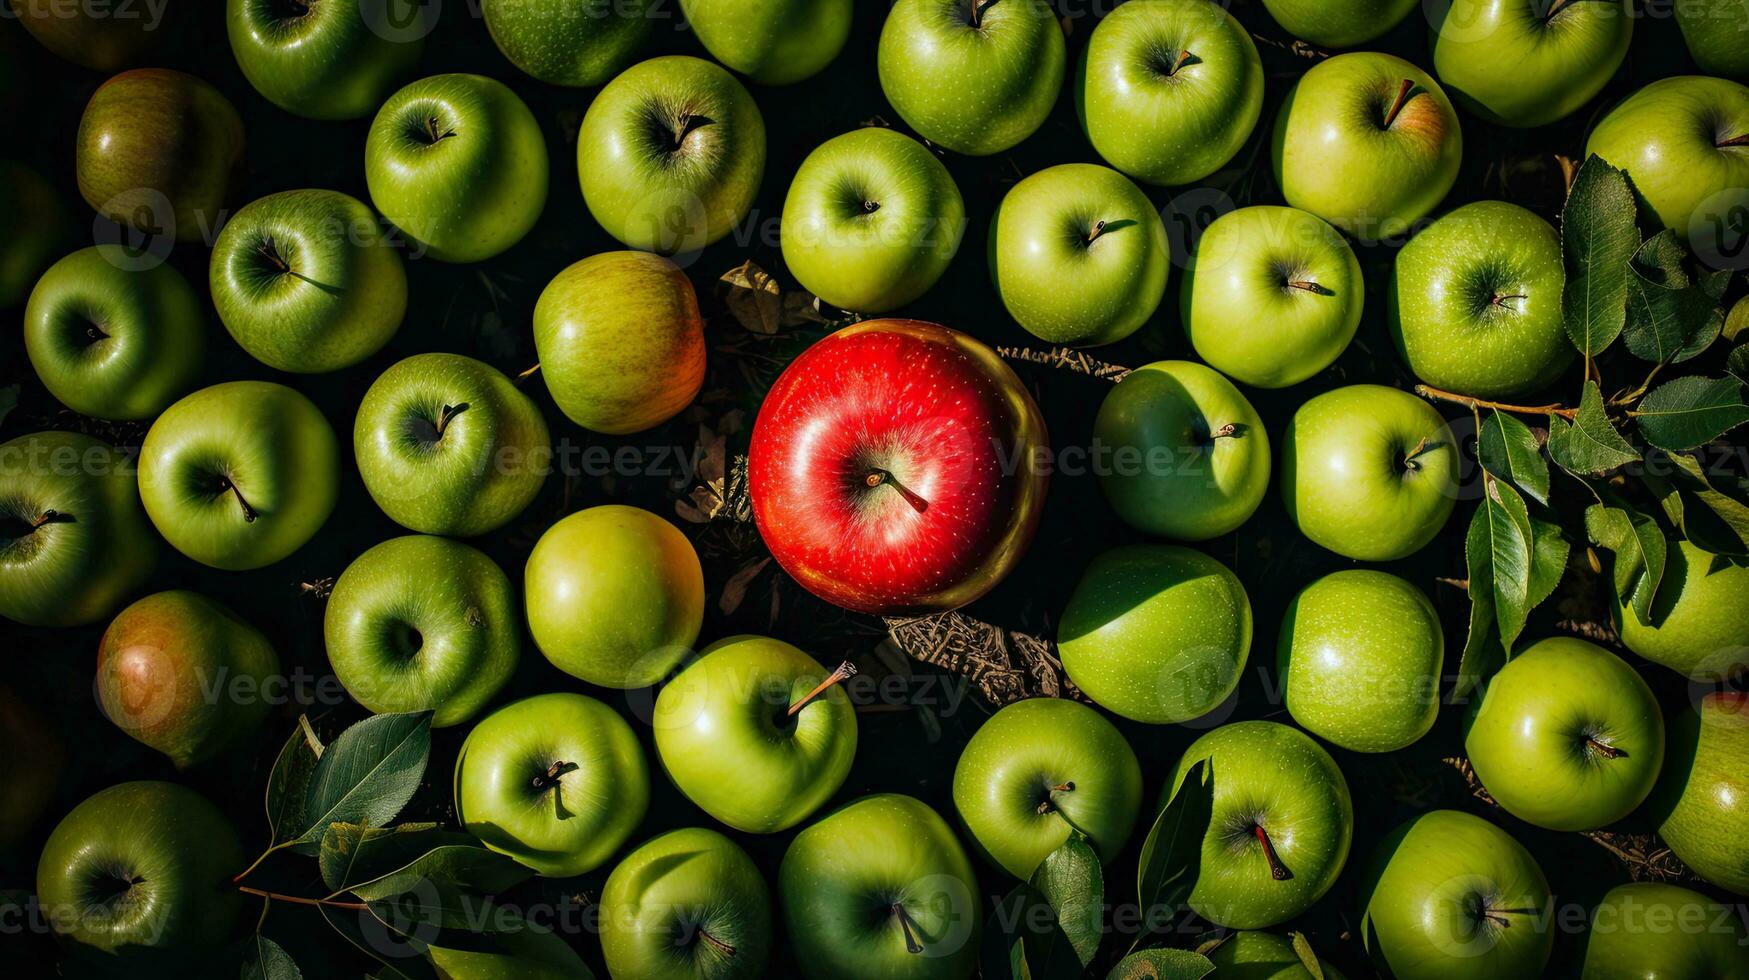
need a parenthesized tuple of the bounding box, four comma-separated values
(366, 73, 548, 263)
(1612, 537, 1749, 682)
(1388, 201, 1573, 399)
(533, 251, 706, 433)
(1164, 721, 1352, 929)
(1205, 930, 1349, 979)
(325, 535, 518, 728)
(226, 0, 426, 120)
(951, 696, 1141, 880)
(1092, 360, 1270, 540)
(1579, 881, 1749, 979)
(0, 159, 68, 308)
(138, 382, 340, 571)
(682, 0, 852, 85)
(96, 590, 279, 768)
(1059, 544, 1251, 724)
(1429, 0, 1631, 128)
(1676, 0, 1749, 78)
(36, 781, 243, 954)
(25, 245, 204, 419)
(1586, 76, 1749, 242)
(578, 56, 765, 254)
(781, 127, 965, 314)
(988, 163, 1167, 346)
(652, 634, 857, 833)
(1273, 53, 1463, 240)
(1281, 384, 1459, 561)
(454, 693, 650, 877)
(1181, 205, 1362, 389)
(600, 827, 773, 979)
(0, 431, 158, 627)
(525, 505, 704, 689)
(1648, 691, 1749, 895)
(1258, 0, 1417, 47)
(1077, 0, 1263, 187)
(780, 794, 981, 980)
(1278, 569, 1442, 753)
(1358, 809, 1553, 978)
(482, 0, 652, 87)
(354, 352, 551, 537)
(877, 0, 1064, 156)
(1463, 637, 1664, 831)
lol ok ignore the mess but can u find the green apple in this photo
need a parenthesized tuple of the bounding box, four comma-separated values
(1676, 0, 1749, 79)
(0, 159, 68, 308)
(1164, 721, 1352, 929)
(1181, 205, 1362, 389)
(781, 128, 965, 314)
(1077, 0, 1264, 187)
(366, 73, 548, 263)
(1586, 76, 1749, 242)
(77, 68, 246, 244)
(482, 0, 652, 87)
(1278, 569, 1442, 753)
(1580, 881, 1749, 979)
(1281, 384, 1459, 561)
(1612, 537, 1749, 682)
(36, 781, 243, 954)
(1463, 637, 1664, 831)
(138, 382, 340, 571)
(1092, 360, 1270, 540)
(0, 431, 158, 627)
(455, 692, 650, 877)
(427, 909, 596, 978)
(210, 189, 407, 373)
(325, 535, 518, 728)
(1205, 930, 1349, 979)
(354, 353, 550, 536)
(533, 251, 706, 434)
(96, 590, 280, 768)
(780, 794, 981, 980)
(951, 696, 1142, 880)
(1273, 53, 1463, 240)
(1058, 544, 1251, 724)
(877, 0, 1064, 156)
(578, 56, 765, 254)
(9, 0, 166, 70)
(682, 0, 852, 85)
(0, 685, 63, 849)
(1428, 0, 1631, 128)
(600, 827, 773, 979)
(988, 163, 1167, 345)
(1258, 0, 1417, 47)
(652, 634, 857, 833)
(1648, 691, 1749, 895)
(227, 0, 426, 120)
(1358, 809, 1553, 978)
(1389, 201, 1572, 399)
(24, 245, 204, 419)
(525, 504, 705, 689)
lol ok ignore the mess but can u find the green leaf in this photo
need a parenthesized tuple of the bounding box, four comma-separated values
(241, 934, 301, 980)
(979, 884, 1081, 980)
(1633, 376, 1749, 451)
(290, 712, 432, 853)
(1585, 500, 1667, 624)
(1547, 381, 1639, 476)
(1104, 948, 1216, 980)
(265, 716, 322, 848)
(1645, 452, 1749, 557)
(1478, 479, 1536, 649)
(1727, 343, 1749, 387)
(349, 845, 536, 903)
(1136, 759, 1213, 933)
(1561, 155, 1640, 356)
(1478, 411, 1550, 506)
(1029, 833, 1103, 967)
(320, 902, 439, 980)
(1621, 234, 1724, 364)
(318, 822, 451, 893)
(1452, 503, 1506, 702)
(1289, 932, 1327, 980)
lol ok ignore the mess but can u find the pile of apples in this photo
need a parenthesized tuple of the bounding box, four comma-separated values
(2, 0, 1748, 977)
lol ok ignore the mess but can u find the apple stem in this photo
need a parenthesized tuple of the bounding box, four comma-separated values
(434, 402, 470, 439)
(219, 477, 259, 524)
(672, 113, 711, 148)
(968, 0, 996, 29)
(892, 903, 926, 954)
(1541, 0, 1574, 19)
(787, 661, 858, 717)
(1586, 736, 1627, 759)
(1284, 279, 1332, 295)
(696, 927, 737, 957)
(1169, 49, 1193, 75)
(862, 199, 881, 214)
(238, 886, 367, 911)
(516, 363, 541, 384)
(1489, 293, 1528, 309)
(15, 509, 72, 534)
(1484, 906, 1540, 928)
(1718, 133, 1749, 148)
(1208, 423, 1238, 440)
(1085, 219, 1108, 244)
(1381, 79, 1416, 129)
(864, 469, 930, 513)
(1415, 383, 1578, 420)
(1252, 824, 1293, 881)
(422, 115, 456, 143)
(530, 760, 577, 792)
(1035, 781, 1076, 814)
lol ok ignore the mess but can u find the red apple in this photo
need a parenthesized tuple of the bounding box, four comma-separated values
(749, 319, 1049, 615)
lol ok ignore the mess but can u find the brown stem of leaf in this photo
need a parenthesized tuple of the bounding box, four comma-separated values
(1414, 383, 1577, 419)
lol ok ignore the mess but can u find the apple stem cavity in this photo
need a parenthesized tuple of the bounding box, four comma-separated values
(219, 477, 259, 524)
(696, 927, 737, 957)
(1252, 824, 1293, 881)
(1381, 79, 1416, 129)
(434, 402, 470, 439)
(238, 885, 367, 911)
(787, 661, 858, 717)
(1414, 383, 1578, 420)
(892, 903, 926, 954)
(864, 469, 930, 513)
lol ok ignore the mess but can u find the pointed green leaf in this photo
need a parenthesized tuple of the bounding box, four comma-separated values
(1585, 501, 1667, 623)
(1622, 235, 1724, 364)
(242, 934, 301, 980)
(1478, 410, 1550, 506)
(1454, 503, 1508, 700)
(1289, 932, 1327, 980)
(349, 845, 536, 903)
(1727, 343, 1749, 387)
(1105, 948, 1216, 980)
(1561, 155, 1640, 355)
(1481, 478, 1536, 649)
(266, 716, 322, 848)
(1647, 452, 1749, 557)
(1547, 382, 1639, 476)
(1528, 508, 1570, 614)
(1633, 376, 1749, 451)
(980, 884, 1081, 980)
(318, 822, 452, 893)
(320, 901, 439, 980)
(1137, 759, 1213, 933)
(290, 712, 432, 853)
(1030, 833, 1103, 967)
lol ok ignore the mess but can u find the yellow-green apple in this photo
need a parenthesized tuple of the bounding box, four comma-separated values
(1612, 538, 1749, 682)
(1281, 384, 1459, 561)
(1586, 76, 1749, 242)
(25, 245, 204, 419)
(7, 0, 167, 70)
(1648, 691, 1749, 895)
(533, 251, 706, 433)
(1428, 0, 1631, 128)
(1259, 0, 1417, 47)
(600, 827, 773, 979)
(1676, 0, 1749, 78)
(1579, 881, 1749, 979)
(0, 159, 68, 307)
(1058, 544, 1251, 723)
(366, 73, 548, 263)
(138, 382, 340, 571)
(482, 0, 652, 87)
(1092, 359, 1270, 540)
(652, 635, 857, 833)
(0, 686, 62, 848)
(988, 162, 1167, 345)
(525, 505, 704, 689)
(951, 697, 1142, 879)
(1206, 930, 1350, 979)
(781, 127, 965, 314)
(1181, 205, 1362, 389)
(682, 0, 852, 85)
(1077, 0, 1264, 187)
(226, 0, 426, 120)
(454, 693, 650, 877)
(747, 319, 1049, 615)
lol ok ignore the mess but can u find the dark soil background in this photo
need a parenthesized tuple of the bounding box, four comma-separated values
(0, 1, 1739, 976)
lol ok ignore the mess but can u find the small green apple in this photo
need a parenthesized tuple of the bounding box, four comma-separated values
(1612, 537, 1749, 682)
(600, 827, 773, 979)
(682, 0, 853, 85)
(1586, 76, 1749, 242)
(1428, 0, 1632, 128)
(1205, 930, 1349, 979)
(1580, 881, 1749, 979)
(1258, 0, 1417, 47)
(0, 159, 68, 308)
(227, 0, 425, 120)
(1648, 691, 1749, 896)
(482, 0, 652, 87)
